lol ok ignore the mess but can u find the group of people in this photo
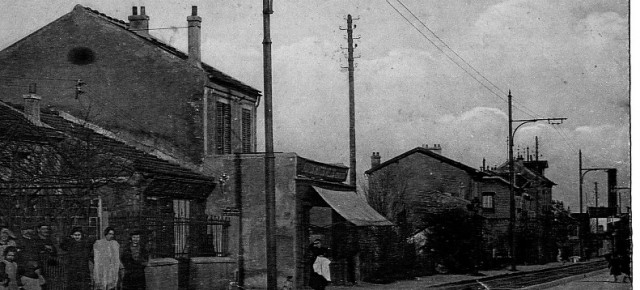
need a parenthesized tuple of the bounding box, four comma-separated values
(0, 225, 149, 290)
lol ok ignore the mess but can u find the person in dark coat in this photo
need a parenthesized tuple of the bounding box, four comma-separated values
(121, 231, 148, 290)
(606, 253, 622, 282)
(17, 228, 39, 267)
(33, 224, 57, 290)
(59, 227, 93, 289)
(617, 253, 631, 283)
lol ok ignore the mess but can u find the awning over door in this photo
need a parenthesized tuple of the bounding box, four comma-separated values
(312, 186, 393, 227)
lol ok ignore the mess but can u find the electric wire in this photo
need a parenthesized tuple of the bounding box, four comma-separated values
(388, 0, 582, 156)
(387, 0, 541, 119)
(0, 75, 81, 82)
(385, 1, 507, 106)
(398, 0, 542, 119)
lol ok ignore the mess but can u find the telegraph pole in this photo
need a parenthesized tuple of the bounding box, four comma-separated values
(340, 15, 359, 186)
(507, 91, 566, 271)
(263, 0, 277, 289)
(508, 92, 516, 271)
(579, 150, 583, 213)
(594, 182, 599, 232)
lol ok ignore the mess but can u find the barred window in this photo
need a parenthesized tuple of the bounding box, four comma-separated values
(241, 108, 252, 153)
(215, 101, 231, 154)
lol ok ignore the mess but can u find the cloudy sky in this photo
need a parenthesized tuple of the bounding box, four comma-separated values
(0, 0, 631, 212)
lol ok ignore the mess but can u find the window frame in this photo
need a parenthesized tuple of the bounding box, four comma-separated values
(482, 192, 495, 212)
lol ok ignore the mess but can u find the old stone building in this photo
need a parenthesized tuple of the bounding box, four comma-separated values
(0, 5, 260, 168)
(0, 94, 221, 288)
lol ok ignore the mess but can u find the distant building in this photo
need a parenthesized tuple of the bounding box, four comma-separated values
(365, 144, 558, 269)
(488, 154, 557, 263)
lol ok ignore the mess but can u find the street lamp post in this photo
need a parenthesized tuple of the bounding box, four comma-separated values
(577, 151, 616, 257)
(578, 151, 616, 214)
(507, 91, 566, 271)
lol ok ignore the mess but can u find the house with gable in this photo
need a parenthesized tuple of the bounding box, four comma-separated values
(365, 144, 562, 271)
(0, 4, 260, 168)
(0, 5, 261, 288)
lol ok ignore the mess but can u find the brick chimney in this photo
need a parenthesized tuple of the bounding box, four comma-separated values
(128, 6, 150, 36)
(423, 144, 442, 155)
(23, 83, 42, 126)
(187, 6, 202, 67)
(371, 152, 381, 168)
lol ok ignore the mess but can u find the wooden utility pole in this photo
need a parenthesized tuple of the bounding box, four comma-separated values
(340, 15, 358, 186)
(263, 0, 277, 289)
(508, 92, 516, 271)
(594, 182, 599, 233)
(579, 150, 583, 214)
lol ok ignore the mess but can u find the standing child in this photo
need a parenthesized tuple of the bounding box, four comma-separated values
(0, 246, 19, 290)
(19, 261, 45, 290)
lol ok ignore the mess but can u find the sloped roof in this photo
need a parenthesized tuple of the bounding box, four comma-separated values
(1, 100, 215, 197)
(75, 5, 260, 97)
(364, 147, 486, 177)
(0, 102, 61, 141)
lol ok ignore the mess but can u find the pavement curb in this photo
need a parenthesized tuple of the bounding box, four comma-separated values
(518, 268, 609, 290)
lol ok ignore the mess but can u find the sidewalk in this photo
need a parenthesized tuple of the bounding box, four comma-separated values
(328, 259, 604, 290)
(543, 269, 632, 290)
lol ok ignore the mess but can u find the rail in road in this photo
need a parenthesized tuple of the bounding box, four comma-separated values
(429, 260, 609, 290)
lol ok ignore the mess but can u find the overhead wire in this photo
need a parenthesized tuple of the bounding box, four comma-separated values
(0, 75, 81, 82)
(388, 0, 542, 119)
(385, 0, 507, 105)
(388, 0, 581, 154)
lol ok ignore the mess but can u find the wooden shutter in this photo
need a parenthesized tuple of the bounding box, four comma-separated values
(241, 108, 252, 153)
(215, 102, 231, 154)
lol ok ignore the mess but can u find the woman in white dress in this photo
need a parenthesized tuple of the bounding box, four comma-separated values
(93, 227, 123, 290)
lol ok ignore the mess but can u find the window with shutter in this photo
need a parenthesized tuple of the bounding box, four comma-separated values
(215, 101, 231, 154)
(241, 108, 252, 153)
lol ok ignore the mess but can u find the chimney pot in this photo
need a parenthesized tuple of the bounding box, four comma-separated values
(371, 152, 381, 168)
(29, 83, 37, 94)
(192, 5, 198, 16)
(22, 85, 42, 126)
(128, 6, 150, 35)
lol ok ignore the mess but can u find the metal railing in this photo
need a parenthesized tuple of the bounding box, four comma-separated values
(109, 212, 230, 259)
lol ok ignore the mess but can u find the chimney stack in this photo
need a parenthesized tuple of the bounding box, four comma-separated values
(423, 143, 442, 155)
(371, 152, 381, 168)
(187, 6, 202, 67)
(23, 83, 42, 126)
(128, 6, 150, 36)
